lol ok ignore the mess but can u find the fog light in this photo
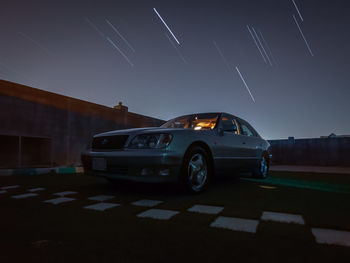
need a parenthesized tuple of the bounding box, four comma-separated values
(141, 168, 155, 176)
(159, 169, 170, 176)
(141, 168, 149, 176)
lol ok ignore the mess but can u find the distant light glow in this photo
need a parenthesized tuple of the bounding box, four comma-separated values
(106, 37, 134, 67)
(153, 8, 180, 45)
(105, 19, 136, 53)
(235, 66, 256, 103)
(291, 0, 304, 22)
(292, 14, 314, 56)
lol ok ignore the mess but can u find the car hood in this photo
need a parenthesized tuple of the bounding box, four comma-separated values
(94, 127, 184, 137)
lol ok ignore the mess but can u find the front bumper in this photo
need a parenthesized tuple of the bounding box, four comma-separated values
(81, 149, 182, 183)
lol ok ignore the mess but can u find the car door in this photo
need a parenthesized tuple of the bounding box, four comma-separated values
(213, 114, 247, 173)
(235, 119, 262, 167)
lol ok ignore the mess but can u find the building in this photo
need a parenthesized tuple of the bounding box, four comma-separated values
(268, 136, 350, 167)
(0, 79, 164, 169)
(320, 133, 350, 138)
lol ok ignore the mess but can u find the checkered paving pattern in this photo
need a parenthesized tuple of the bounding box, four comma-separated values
(1, 184, 350, 248)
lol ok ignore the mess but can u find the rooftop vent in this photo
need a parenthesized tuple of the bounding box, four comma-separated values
(113, 101, 128, 112)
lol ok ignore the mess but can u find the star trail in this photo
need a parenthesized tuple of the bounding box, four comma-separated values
(0, 0, 349, 139)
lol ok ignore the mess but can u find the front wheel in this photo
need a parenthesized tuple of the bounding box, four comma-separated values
(182, 147, 211, 193)
(253, 155, 269, 179)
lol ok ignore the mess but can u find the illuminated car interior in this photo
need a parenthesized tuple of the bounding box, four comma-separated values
(192, 119, 217, 130)
(161, 114, 219, 130)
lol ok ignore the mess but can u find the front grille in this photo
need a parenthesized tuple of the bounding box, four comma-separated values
(92, 135, 129, 150)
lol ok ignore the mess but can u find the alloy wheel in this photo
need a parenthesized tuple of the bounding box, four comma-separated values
(260, 156, 268, 178)
(187, 153, 208, 192)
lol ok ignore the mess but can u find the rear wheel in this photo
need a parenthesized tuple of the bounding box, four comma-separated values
(182, 146, 211, 193)
(253, 155, 269, 179)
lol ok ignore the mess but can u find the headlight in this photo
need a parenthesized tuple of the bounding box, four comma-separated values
(128, 133, 173, 149)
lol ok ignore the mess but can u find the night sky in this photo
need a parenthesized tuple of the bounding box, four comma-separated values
(1, 0, 349, 139)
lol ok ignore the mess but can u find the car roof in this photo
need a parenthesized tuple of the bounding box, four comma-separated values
(169, 112, 220, 118)
(169, 112, 240, 119)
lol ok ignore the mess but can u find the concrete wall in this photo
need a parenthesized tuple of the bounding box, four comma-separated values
(269, 137, 350, 167)
(0, 79, 165, 168)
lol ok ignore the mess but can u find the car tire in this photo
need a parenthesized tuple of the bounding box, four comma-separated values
(253, 155, 269, 179)
(181, 146, 211, 193)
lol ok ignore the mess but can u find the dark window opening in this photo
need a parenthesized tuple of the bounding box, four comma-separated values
(21, 137, 51, 167)
(0, 135, 19, 168)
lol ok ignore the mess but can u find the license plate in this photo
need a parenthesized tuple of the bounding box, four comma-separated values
(92, 158, 107, 171)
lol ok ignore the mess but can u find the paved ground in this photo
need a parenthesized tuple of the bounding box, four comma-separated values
(1, 171, 350, 263)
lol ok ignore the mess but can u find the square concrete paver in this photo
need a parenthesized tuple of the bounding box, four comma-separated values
(28, 187, 46, 192)
(84, 202, 120, 211)
(1, 185, 19, 190)
(44, 197, 75, 205)
(132, 199, 163, 207)
(259, 185, 277, 190)
(210, 216, 259, 233)
(76, 167, 84, 173)
(53, 191, 78, 197)
(88, 195, 115, 202)
(137, 209, 179, 220)
(312, 228, 350, 247)
(261, 211, 305, 225)
(187, 204, 224, 215)
(11, 193, 39, 199)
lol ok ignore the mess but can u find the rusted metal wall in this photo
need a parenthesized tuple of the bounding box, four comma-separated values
(0, 79, 165, 168)
(269, 137, 350, 166)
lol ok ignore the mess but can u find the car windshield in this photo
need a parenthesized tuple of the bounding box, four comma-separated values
(161, 113, 220, 130)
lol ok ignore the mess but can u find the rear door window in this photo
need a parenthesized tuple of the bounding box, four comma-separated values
(236, 120, 257, 137)
(240, 124, 254, 136)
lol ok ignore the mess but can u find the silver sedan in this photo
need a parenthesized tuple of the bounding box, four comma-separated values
(81, 112, 270, 193)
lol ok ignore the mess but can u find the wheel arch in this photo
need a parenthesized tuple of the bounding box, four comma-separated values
(182, 141, 214, 174)
(262, 150, 270, 167)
